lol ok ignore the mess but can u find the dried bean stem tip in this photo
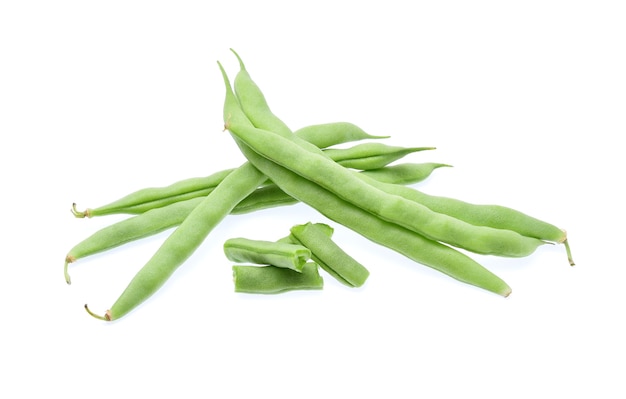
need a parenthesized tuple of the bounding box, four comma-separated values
(71, 203, 91, 218)
(84, 304, 111, 321)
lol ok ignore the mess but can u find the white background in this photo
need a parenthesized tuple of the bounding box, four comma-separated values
(2, 1, 625, 398)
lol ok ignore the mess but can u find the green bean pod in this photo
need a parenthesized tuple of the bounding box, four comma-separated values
(290, 222, 370, 287)
(72, 169, 234, 218)
(355, 173, 573, 265)
(226, 121, 545, 258)
(84, 61, 265, 321)
(224, 237, 311, 272)
(65, 159, 441, 284)
(326, 143, 435, 170)
(360, 162, 451, 184)
(232, 262, 324, 294)
(294, 122, 389, 148)
(225, 51, 544, 258)
(64, 197, 203, 284)
(233, 136, 512, 297)
(72, 141, 425, 218)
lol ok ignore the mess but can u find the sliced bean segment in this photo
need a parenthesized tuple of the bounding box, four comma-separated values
(224, 237, 310, 272)
(290, 222, 370, 287)
(232, 263, 323, 294)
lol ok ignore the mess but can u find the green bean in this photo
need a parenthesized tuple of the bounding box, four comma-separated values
(72, 141, 420, 218)
(232, 262, 323, 294)
(65, 159, 439, 283)
(84, 162, 267, 321)
(231, 48, 293, 137)
(225, 50, 544, 258)
(359, 173, 574, 265)
(360, 162, 451, 185)
(290, 222, 370, 287)
(294, 122, 389, 148)
(83, 61, 265, 321)
(326, 143, 435, 170)
(224, 237, 311, 272)
(232, 136, 512, 296)
(71, 169, 234, 218)
(64, 197, 203, 284)
(226, 120, 545, 258)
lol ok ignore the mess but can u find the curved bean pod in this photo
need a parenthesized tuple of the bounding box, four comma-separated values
(233, 136, 512, 296)
(72, 169, 234, 218)
(356, 173, 574, 265)
(84, 62, 264, 321)
(65, 159, 439, 283)
(224, 51, 543, 258)
(226, 121, 545, 258)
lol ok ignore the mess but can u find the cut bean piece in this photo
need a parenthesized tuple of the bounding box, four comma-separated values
(290, 222, 370, 287)
(224, 238, 311, 272)
(232, 263, 324, 294)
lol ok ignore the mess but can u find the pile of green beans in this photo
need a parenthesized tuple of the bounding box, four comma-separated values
(66, 49, 573, 322)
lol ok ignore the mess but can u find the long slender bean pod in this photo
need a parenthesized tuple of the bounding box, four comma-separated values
(65, 160, 440, 283)
(225, 51, 544, 258)
(226, 120, 545, 258)
(73, 141, 419, 218)
(84, 162, 267, 321)
(232, 136, 512, 296)
(84, 62, 265, 321)
(326, 143, 435, 170)
(355, 173, 574, 265)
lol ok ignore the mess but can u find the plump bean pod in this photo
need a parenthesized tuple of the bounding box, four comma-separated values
(290, 222, 370, 287)
(226, 120, 545, 258)
(224, 237, 311, 272)
(355, 173, 574, 265)
(325, 143, 436, 170)
(232, 262, 324, 294)
(361, 162, 451, 185)
(232, 137, 512, 297)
